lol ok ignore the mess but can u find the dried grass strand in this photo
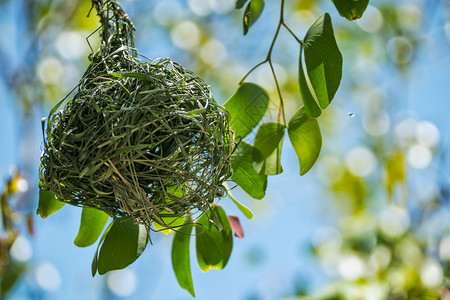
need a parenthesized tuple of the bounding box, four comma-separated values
(39, 0, 235, 228)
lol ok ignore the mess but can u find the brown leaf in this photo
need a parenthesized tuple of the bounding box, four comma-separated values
(227, 215, 244, 239)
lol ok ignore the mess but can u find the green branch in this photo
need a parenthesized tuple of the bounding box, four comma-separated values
(238, 0, 301, 125)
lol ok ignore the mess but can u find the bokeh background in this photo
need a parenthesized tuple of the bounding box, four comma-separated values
(1, 0, 450, 299)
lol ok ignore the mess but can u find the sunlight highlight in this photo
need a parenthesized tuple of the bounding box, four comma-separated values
(345, 147, 377, 177)
(407, 144, 432, 169)
(35, 262, 62, 291)
(379, 206, 410, 239)
(153, 1, 182, 26)
(107, 269, 137, 297)
(362, 111, 390, 136)
(200, 39, 227, 66)
(417, 121, 440, 148)
(171, 21, 201, 50)
(421, 258, 443, 287)
(209, 0, 234, 14)
(188, 0, 211, 16)
(386, 36, 414, 65)
(10, 235, 32, 262)
(56, 31, 86, 60)
(338, 255, 366, 280)
(37, 57, 63, 85)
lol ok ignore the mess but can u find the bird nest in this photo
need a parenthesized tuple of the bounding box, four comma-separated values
(39, 0, 235, 227)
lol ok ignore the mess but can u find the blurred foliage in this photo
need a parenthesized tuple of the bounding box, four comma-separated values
(0, 0, 100, 297)
(281, 0, 450, 299)
(0, 172, 32, 298)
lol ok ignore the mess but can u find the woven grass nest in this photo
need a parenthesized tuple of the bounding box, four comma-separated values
(39, 0, 235, 227)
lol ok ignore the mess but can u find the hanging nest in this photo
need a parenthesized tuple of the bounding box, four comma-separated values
(39, 0, 235, 227)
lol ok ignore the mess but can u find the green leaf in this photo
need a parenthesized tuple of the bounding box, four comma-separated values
(287, 107, 322, 175)
(92, 251, 98, 277)
(252, 122, 285, 175)
(228, 190, 254, 219)
(224, 83, 269, 139)
(299, 48, 322, 118)
(235, 0, 248, 9)
(303, 13, 343, 109)
(231, 141, 267, 199)
(97, 219, 148, 275)
(171, 215, 195, 297)
(332, 0, 370, 21)
(74, 207, 110, 247)
(243, 0, 265, 35)
(196, 205, 233, 271)
(92, 222, 112, 277)
(37, 186, 65, 218)
(154, 216, 185, 235)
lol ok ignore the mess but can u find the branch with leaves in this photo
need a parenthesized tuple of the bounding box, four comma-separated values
(226, 0, 345, 202)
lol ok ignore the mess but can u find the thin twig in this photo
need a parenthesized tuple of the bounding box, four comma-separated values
(269, 61, 286, 125)
(108, 158, 132, 189)
(237, 0, 298, 126)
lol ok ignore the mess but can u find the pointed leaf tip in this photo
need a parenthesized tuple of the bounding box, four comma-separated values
(172, 215, 195, 297)
(243, 0, 265, 35)
(91, 222, 112, 277)
(331, 0, 370, 21)
(228, 191, 254, 219)
(37, 188, 65, 218)
(196, 206, 233, 271)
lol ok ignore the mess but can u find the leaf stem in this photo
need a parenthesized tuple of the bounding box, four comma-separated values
(282, 22, 304, 46)
(239, 0, 285, 85)
(239, 60, 268, 85)
(237, 0, 298, 126)
(269, 61, 286, 125)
